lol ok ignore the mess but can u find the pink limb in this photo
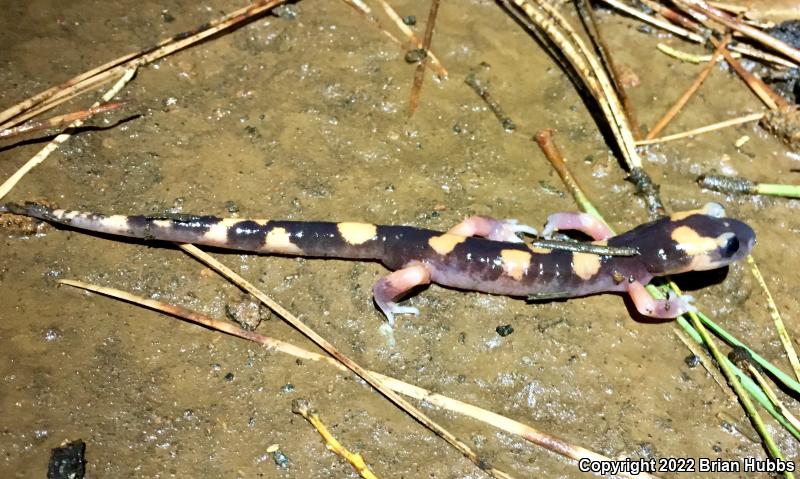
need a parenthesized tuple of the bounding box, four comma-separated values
(542, 212, 614, 241)
(625, 281, 696, 319)
(448, 216, 537, 243)
(373, 263, 432, 326)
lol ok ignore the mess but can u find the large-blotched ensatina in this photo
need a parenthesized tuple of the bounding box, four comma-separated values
(0, 202, 755, 323)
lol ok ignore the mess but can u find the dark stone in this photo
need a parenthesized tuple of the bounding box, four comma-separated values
(495, 324, 514, 337)
(684, 354, 700, 368)
(47, 440, 86, 479)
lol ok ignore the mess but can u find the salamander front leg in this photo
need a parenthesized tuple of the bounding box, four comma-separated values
(448, 216, 537, 243)
(542, 212, 614, 241)
(625, 281, 696, 319)
(373, 263, 432, 326)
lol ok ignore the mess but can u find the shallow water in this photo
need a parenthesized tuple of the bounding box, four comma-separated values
(1, 1, 799, 477)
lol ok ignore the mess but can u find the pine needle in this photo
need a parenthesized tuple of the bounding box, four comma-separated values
(293, 399, 379, 479)
(746, 255, 800, 381)
(0, 68, 136, 201)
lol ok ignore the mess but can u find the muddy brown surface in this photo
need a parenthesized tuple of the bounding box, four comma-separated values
(2, 1, 799, 478)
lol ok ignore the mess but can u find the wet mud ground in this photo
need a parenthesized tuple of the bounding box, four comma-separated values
(1, 0, 800, 477)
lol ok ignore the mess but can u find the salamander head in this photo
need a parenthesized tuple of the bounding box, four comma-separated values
(612, 203, 755, 276)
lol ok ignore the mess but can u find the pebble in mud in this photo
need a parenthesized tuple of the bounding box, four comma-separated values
(47, 440, 86, 479)
(273, 4, 298, 20)
(0, 200, 56, 236)
(225, 294, 270, 331)
(1, 211, 47, 235)
(281, 383, 295, 393)
(684, 355, 700, 368)
(44, 328, 62, 342)
(266, 444, 290, 468)
(224, 200, 240, 214)
(495, 324, 514, 337)
(404, 48, 426, 64)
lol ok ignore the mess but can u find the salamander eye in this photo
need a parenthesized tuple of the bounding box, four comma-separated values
(720, 235, 740, 257)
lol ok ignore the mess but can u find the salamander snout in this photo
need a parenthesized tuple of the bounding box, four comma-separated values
(715, 218, 755, 263)
(667, 216, 756, 273)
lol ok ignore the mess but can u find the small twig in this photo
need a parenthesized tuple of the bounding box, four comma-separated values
(697, 173, 800, 198)
(57, 278, 659, 479)
(729, 43, 798, 69)
(58, 278, 287, 347)
(341, 1, 408, 51)
(656, 43, 739, 64)
(639, 0, 704, 33)
(372, 0, 448, 78)
(0, 0, 286, 130)
(176, 244, 514, 479)
(744, 364, 800, 433)
(1, 67, 132, 132)
(752, 183, 800, 198)
(717, 412, 761, 444)
(673, 328, 735, 400)
(534, 130, 610, 225)
(292, 399, 379, 479)
(408, 0, 442, 117)
(530, 237, 639, 256)
(663, 289, 799, 437)
(597, 0, 705, 42)
(746, 255, 800, 382)
(0, 102, 125, 140)
(707, 1, 749, 14)
(533, 0, 642, 169)
(0, 53, 137, 128)
(538, 128, 664, 224)
(464, 73, 516, 131)
(692, 309, 800, 399)
(645, 34, 730, 140)
(342, 0, 447, 78)
(576, 0, 642, 139)
(0, 68, 136, 202)
(512, 2, 668, 214)
(680, 0, 800, 66)
(508, 0, 642, 170)
(712, 37, 787, 110)
(604, 0, 795, 68)
(627, 167, 665, 217)
(673, 289, 795, 475)
(635, 112, 764, 145)
(670, 0, 725, 31)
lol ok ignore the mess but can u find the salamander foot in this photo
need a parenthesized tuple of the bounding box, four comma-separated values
(542, 212, 614, 241)
(373, 263, 431, 326)
(448, 216, 537, 243)
(626, 281, 696, 319)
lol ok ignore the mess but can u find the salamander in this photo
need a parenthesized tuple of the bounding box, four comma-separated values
(0, 201, 755, 324)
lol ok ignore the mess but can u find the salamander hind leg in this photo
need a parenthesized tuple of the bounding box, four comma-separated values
(542, 212, 613, 241)
(625, 281, 696, 319)
(373, 263, 432, 326)
(448, 216, 537, 243)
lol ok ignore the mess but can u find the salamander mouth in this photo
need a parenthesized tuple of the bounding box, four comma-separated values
(730, 220, 756, 260)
